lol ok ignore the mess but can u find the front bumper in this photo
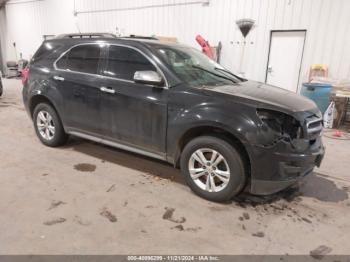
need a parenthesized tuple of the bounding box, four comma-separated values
(249, 137, 325, 195)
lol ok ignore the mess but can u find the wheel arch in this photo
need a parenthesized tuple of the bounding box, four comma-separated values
(29, 95, 58, 119)
(174, 125, 251, 182)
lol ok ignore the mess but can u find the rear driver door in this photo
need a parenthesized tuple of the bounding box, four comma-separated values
(54, 43, 105, 136)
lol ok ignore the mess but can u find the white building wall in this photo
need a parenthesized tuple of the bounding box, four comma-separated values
(1, 0, 350, 90)
(0, 6, 8, 72)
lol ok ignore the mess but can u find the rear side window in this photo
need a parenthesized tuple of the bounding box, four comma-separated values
(56, 44, 101, 74)
(103, 45, 156, 81)
(31, 42, 63, 64)
(32, 45, 49, 62)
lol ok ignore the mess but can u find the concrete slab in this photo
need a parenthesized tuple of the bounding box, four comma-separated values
(0, 79, 349, 255)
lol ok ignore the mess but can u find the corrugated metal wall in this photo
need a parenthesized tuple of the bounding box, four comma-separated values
(0, 6, 7, 73)
(1, 0, 350, 89)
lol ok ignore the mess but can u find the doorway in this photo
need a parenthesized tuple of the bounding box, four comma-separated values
(265, 30, 306, 92)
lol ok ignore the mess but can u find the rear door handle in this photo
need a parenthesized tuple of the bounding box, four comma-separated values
(100, 86, 115, 94)
(53, 75, 65, 81)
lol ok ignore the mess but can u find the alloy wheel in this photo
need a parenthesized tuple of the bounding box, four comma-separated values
(36, 110, 55, 140)
(188, 148, 230, 192)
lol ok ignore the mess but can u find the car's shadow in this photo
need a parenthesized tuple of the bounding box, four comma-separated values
(63, 137, 349, 205)
(64, 136, 185, 184)
(234, 173, 349, 206)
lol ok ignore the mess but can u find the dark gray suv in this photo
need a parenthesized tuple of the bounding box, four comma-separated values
(23, 33, 324, 202)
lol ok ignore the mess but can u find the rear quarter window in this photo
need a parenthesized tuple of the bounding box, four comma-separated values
(31, 41, 64, 65)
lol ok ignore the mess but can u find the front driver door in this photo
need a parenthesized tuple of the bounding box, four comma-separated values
(99, 44, 168, 155)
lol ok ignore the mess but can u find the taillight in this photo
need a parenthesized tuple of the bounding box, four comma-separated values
(21, 68, 29, 85)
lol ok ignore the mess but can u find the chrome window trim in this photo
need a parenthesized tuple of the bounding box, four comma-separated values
(53, 42, 104, 77)
(53, 42, 169, 89)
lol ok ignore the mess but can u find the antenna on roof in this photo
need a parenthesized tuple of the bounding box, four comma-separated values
(115, 27, 122, 37)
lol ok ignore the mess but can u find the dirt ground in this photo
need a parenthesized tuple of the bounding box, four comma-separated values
(0, 79, 350, 255)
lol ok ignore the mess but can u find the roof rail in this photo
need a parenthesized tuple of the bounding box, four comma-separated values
(121, 35, 159, 40)
(55, 33, 117, 39)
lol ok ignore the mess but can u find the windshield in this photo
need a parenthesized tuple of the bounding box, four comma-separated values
(156, 46, 244, 87)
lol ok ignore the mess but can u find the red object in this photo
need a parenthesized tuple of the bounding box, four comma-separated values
(195, 35, 214, 60)
(333, 130, 343, 137)
(21, 67, 29, 85)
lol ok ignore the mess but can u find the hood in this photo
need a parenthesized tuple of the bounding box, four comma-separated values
(203, 81, 318, 113)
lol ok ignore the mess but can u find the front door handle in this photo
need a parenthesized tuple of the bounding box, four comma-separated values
(100, 86, 115, 94)
(53, 75, 65, 81)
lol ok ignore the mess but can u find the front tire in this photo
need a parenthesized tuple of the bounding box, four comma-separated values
(33, 103, 68, 147)
(180, 136, 246, 202)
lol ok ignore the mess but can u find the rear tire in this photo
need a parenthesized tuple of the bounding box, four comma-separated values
(33, 103, 68, 147)
(180, 136, 246, 202)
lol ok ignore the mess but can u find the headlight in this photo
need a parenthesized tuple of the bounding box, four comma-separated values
(257, 109, 302, 139)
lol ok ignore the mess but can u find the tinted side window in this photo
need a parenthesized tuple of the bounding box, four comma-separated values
(56, 45, 101, 74)
(32, 42, 63, 65)
(104, 46, 156, 81)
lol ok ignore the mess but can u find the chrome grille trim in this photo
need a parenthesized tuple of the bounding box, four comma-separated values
(305, 116, 323, 136)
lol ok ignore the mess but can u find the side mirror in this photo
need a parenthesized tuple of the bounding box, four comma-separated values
(133, 71, 164, 87)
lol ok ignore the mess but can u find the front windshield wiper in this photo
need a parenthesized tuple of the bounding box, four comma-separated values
(191, 65, 237, 84)
(214, 67, 246, 82)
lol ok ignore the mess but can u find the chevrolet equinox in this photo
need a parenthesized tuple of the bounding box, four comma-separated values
(23, 33, 324, 202)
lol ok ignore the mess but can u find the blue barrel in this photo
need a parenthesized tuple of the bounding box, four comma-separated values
(301, 83, 332, 113)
